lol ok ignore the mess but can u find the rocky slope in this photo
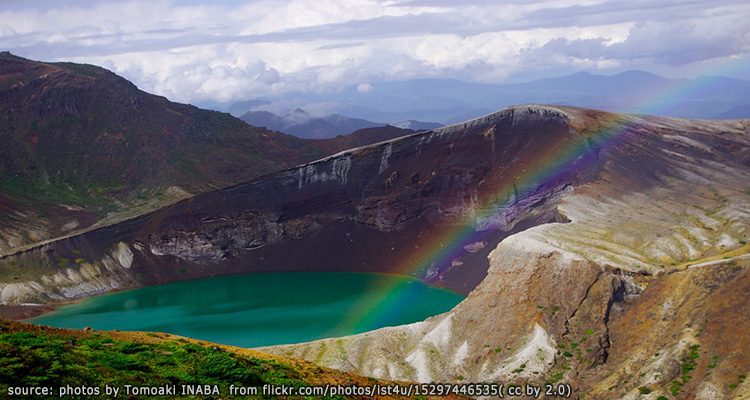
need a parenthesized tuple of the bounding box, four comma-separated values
(0, 319, 468, 400)
(3, 104, 749, 397)
(0, 52, 325, 253)
(263, 108, 750, 398)
(0, 105, 589, 306)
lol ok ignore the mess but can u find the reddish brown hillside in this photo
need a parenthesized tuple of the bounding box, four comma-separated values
(0, 52, 325, 251)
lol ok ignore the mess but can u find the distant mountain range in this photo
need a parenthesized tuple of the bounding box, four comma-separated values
(240, 109, 381, 139)
(239, 108, 441, 139)
(220, 70, 750, 123)
(712, 104, 750, 119)
(3, 50, 746, 254)
(307, 125, 417, 154)
(3, 50, 750, 397)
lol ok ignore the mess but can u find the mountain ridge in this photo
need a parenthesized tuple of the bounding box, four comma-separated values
(2, 104, 749, 398)
(0, 105, 586, 304)
(238, 107, 441, 138)
(240, 108, 381, 138)
(223, 70, 750, 124)
(0, 53, 416, 254)
(262, 107, 750, 398)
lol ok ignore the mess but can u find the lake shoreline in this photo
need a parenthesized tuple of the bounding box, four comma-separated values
(25, 271, 465, 348)
(4, 270, 465, 322)
(0, 304, 57, 320)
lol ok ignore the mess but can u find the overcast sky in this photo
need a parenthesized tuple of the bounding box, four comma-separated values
(1, 0, 749, 104)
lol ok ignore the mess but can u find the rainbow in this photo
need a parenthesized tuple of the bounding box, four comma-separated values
(333, 107, 637, 333)
(618, 56, 748, 116)
(336, 60, 749, 333)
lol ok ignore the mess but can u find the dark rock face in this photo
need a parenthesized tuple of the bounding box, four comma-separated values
(0, 105, 603, 303)
(134, 106, 596, 294)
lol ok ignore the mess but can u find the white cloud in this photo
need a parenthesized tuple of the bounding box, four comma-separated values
(357, 83, 373, 93)
(0, 0, 748, 104)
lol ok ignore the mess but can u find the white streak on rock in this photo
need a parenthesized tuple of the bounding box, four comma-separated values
(424, 315, 452, 347)
(379, 144, 392, 174)
(113, 242, 133, 269)
(405, 348, 431, 382)
(332, 156, 352, 184)
(485, 324, 556, 380)
(453, 341, 469, 366)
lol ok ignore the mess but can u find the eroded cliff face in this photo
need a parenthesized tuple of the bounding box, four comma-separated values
(4, 105, 749, 397)
(0, 105, 594, 305)
(262, 109, 750, 398)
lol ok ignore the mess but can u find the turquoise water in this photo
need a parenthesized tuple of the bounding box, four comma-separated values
(31, 272, 463, 347)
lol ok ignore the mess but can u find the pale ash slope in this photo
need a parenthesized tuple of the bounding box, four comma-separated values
(263, 108, 750, 399)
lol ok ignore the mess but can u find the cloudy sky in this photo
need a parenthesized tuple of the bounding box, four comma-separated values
(1, 0, 749, 104)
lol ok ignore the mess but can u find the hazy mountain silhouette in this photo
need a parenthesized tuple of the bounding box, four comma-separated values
(227, 71, 750, 124)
